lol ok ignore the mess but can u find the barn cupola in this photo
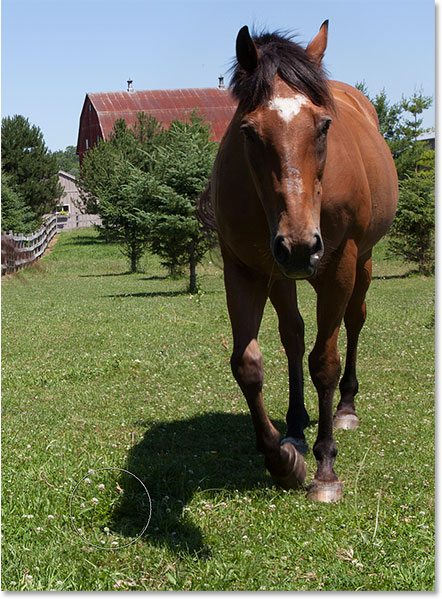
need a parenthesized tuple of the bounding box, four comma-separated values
(127, 78, 134, 93)
(218, 75, 225, 90)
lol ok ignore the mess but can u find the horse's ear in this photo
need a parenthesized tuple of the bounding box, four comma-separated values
(306, 20, 329, 64)
(236, 25, 259, 72)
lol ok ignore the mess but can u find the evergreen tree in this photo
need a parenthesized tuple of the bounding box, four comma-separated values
(355, 83, 433, 179)
(1, 115, 63, 218)
(78, 111, 217, 284)
(388, 150, 435, 274)
(97, 161, 152, 272)
(395, 91, 433, 177)
(78, 113, 163, 214)
(78, 137, 123, 215)
(1, 170, 37, 234)
(146, 113, 218, 291)
(78, 113, 163, 271)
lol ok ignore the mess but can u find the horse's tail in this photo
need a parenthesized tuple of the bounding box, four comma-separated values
(196, 181, 218, 240)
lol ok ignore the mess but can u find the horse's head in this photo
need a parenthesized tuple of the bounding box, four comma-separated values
(233, 23, 333, 279)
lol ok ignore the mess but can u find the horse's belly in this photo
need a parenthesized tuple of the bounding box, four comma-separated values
(322, 122, 398, 256)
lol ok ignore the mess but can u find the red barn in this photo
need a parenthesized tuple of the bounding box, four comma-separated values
(76, 80, 237, 163)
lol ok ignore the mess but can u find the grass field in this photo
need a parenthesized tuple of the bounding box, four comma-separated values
(2, 228, 434, 590)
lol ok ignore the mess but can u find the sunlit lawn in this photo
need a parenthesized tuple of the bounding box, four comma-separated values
(2, 228, 434, 590)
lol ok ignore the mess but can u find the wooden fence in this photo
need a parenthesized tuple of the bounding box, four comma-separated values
(56, 212, 101, 231)
(1, 215, 57, 275)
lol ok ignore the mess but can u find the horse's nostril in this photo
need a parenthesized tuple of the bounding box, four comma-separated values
(273, 235, 290, 265)
(311, 233, 323, 256)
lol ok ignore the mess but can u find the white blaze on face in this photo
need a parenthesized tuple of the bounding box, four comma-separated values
(267, 95, 307, 196)
(268, 94, 308, 122)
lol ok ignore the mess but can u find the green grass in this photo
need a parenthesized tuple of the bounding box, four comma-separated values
(2, 229, 434, 590)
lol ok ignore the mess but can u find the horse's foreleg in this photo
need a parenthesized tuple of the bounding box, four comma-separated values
(335, 251, 372, 430)
(269, 278, 309, 456)
(224, 259, 306, 489)
(307, 241, 357, 502)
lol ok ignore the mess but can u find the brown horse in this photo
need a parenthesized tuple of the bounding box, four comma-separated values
(203, 22, 398, 501)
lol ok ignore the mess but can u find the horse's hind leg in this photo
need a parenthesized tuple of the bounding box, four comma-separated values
(223, 257, 306, 490)
(269, 278, 309, 456)
(334, 250, 372, 430)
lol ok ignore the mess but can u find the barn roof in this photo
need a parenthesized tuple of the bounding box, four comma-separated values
(87, 88, 236, 142)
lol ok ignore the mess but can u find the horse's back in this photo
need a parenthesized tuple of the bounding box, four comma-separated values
(330, 81, 380, 130)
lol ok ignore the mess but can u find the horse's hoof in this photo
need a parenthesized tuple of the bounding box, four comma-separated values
(270, 443, 307, 490)
(307, 480, 343, 502)
(281, 436, 309, 456)
(333, 412, 359, 430)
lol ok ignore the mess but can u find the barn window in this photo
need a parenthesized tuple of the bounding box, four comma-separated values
(85, 139, 89, 150)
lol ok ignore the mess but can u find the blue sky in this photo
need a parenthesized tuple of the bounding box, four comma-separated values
(2, 0, 435, 152)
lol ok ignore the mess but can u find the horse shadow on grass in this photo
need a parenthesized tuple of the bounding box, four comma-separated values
(110, 412, 298, 556)
(105, 290, 190, 299)
(65, 234, 109, 247)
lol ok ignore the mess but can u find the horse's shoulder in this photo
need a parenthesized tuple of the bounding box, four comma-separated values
(329, 81, 380, 131)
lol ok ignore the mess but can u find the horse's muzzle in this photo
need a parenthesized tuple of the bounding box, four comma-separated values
(272, 232, 324, 279)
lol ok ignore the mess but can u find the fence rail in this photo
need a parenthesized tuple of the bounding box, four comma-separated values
(1, 215, 57, 275)
(56, 212, 102, 231)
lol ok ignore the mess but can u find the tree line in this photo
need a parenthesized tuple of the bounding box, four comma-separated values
(1, 86, 434, 280)
(1, 112, 216, 292)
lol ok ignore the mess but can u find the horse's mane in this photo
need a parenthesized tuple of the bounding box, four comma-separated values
(230, 30, 333, 113)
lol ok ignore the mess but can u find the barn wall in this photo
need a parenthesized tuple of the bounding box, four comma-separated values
(77, 97, 103, 164)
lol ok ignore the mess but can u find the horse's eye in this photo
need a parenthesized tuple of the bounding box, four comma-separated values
(319, 118, 332, 136)
(240, 122, 256, 140)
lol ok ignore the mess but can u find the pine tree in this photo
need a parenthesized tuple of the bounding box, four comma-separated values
(1, 115, 63, 218)
(145, 113, 218, 292)
(1, 170, 37, 234)
(78, 111, 217, 284)
(78, 114, 163, 271)
(98, 161, 153, 272)
(355, 83, 433, 179)
(388, 150, 435, 274)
